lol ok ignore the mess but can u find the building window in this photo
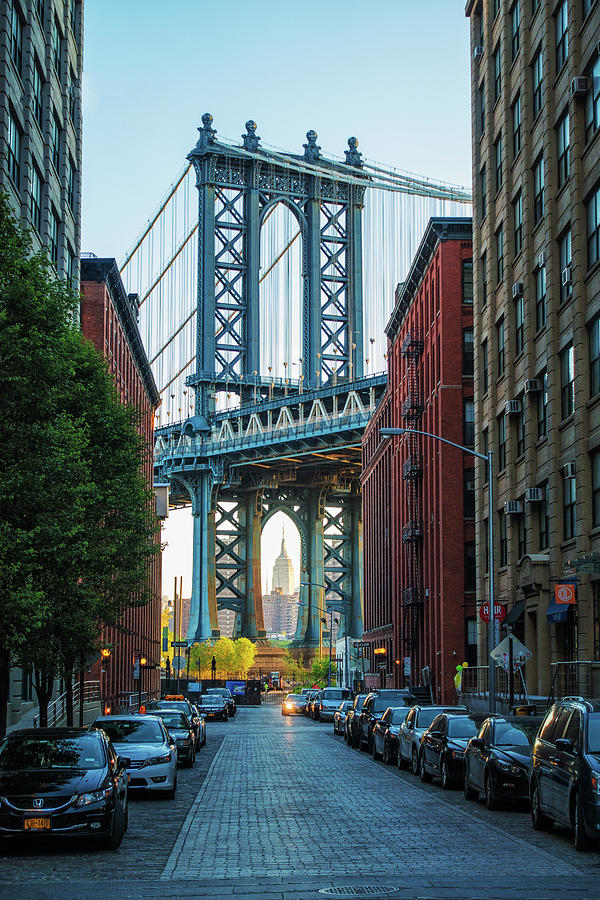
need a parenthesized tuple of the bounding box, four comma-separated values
(560, 228, 572, 301)
(482, 338, 489, 394)
(32, 59, 44, 129)
(538, 369, 549, 438)
(496, 224, 504, 283)
(563, 474, 576, 541)
(497, 316, 505, 376)
(532, 49, 543, 119)
(561, 343, 575, 419)
(533, 156, 545, 224)
(512, 93, 522, 159)
(464, 541, 476, 591)
(585, 56, 600, 143)
(536, 264, 547, 331)
(36, 0, 44, 23)
(591, 317, 600, 398)
(515, 293, 524, 355)
(67, 155, 75, 211)
(532, 0, 541, 15)
(555, 1, 568, 72)
(53, 16, 61, 75)
(481, 164, 487, 219)
(69, 69, 77, 124)
(498, 412, 507, 470)
(66, 243, 76, 286)
(516, 401, 525, 456)
(51, 110, 61, 172)
(481, 251, 488, 307)
(513, 191, 523, 256)
(494, 44, 502, 103)
(483, 517, 489, 571)
(517, 507, 527, 558)
(584, 0, 597, 17)
(511, 2, 520, 61)
(7, 110, 21, 188)
(48, 207, 59, 267)
(499, 511, 507, 567)
(539, 482, 549, 549)
(555, 113, 570, 192)
(594, 582, 600, 661)
(464, 398, 475, 447)
(462, 259, 473, 304)
(587, 187, 600, 269)
(592, 450, 600, 528)
(10, 2, 23, 76)
(30, 164, 42, 234)
(479, 80, 486, 135)
(493, 0, 500, 18)
(495, 134, 503, 192)
(463, 328, 474, 376)
(464, 468, 475, 519)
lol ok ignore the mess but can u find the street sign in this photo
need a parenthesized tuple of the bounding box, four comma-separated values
(479, 602, 506, 624)
(172, 655, 186, 671)
(133, 651, 142, 680)
(490, 634, 532, 672)
(403, 656, 411, 676)
(555, 583, 576, 605)
(171, 640, 188, 648)
(354, 642, 370, 649)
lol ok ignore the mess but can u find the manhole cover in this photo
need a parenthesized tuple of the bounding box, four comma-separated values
(319, 889, 399, 897)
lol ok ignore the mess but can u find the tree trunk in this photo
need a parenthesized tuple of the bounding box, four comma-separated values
(34, 668, 54, 728)
(65, 668, 73, 727)
(0, 649, 11, 740)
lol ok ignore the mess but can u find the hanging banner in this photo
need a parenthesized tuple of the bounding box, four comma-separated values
(555, 583, 576, 605)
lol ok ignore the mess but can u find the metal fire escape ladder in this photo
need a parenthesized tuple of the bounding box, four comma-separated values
(401, 329, 424, 649)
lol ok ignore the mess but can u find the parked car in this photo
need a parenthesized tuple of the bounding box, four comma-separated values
(302, 690, 317, 715)
(207, 687, 236, 718)
(316, 688, 350, 722)
(147, 698, 203, 748)
(420, 713, 479, 788)
(195, 694, 228, 721)
(356, 690, 414, 751)
(464, 715, 541, 809)
(334, 700, 354, 736)
(530, 697, 600, 850)
(92, 715, 177, 798)
(346, 693, 368, 744)
(148, 710, 197, 767)
(191, 705, 207, 746)
(309, 690, 323, 720)
(0, 727, 129, 849)
(371, 706, 411, 764)
(281, 694, 306, 716)
(398, 705, 468, 774)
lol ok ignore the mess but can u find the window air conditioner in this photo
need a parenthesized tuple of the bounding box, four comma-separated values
(505, 500, 523, 515)
(524, 378, 541, 394)
(563, 462, 576, 478)
(537, 251, 545, 269)
(561, 266, 572, 287)
(512, 281, 524, 299)
(570, 77, 588, 99)
(525, 488, 543, 502)
(506, 399, 521, 414)
(474, 46, 484, 59)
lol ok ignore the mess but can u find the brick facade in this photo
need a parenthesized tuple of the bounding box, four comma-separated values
(362, 219, 474, 703)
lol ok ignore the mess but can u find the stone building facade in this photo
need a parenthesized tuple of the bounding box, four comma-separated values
(466, 0, 600, 696)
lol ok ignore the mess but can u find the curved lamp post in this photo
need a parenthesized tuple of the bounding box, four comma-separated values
(299, 581, 339, 687)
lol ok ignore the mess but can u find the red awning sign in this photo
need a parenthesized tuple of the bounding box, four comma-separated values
(555, 583, 576, 605)
(479, 602, 506, 624)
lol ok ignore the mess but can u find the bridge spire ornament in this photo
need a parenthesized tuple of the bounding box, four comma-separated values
(345, 136, 363, 167)
(242, 120, 261, 151)
(195, 112, 217, 151)
(303, 129, 321, 162)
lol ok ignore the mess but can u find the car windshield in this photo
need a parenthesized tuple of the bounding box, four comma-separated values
(391, 708, 410, 725)
(494, 722, 535, 748)
(208, 689, 231, 698)
(322, 690, 344, 701)
(97, 720, 165, 744)
(161, 701, 189, 713)
(415, 709, 440, 729)
(448, 718, 478, 739)
(200, 695, 222, 704)
(153, 713, 189, 730)
(588, 714, 600, 754)
(0, 735, 105, 770)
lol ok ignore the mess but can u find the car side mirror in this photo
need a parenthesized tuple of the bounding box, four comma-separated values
(470, 738, 484, 750)
(118, 756, 131, 769)
(428, 730, 442, 738)
(555, 737, 573, 753)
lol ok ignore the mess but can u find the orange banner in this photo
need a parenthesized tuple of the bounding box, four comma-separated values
(555, 583, 576, 605)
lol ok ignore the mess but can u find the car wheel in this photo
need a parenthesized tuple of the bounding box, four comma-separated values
(573, 793, 593, 851)
(419, 753, 432, 783)
(383, 742, 391, 765)
(484, 772, 497, 810)
(464, 768, 477, 801)
(98, 803, 125, 850)
(166, 774, 177, 800)
(531, 782, 553, 831)
(397, 748, 407, 770)
(411, 749, 419, 776)
(372, 738, 382, 761)
(440, 756, 452, 790)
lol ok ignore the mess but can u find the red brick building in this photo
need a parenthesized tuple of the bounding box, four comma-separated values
(362, 218, 474, 703)
(80, 257, 162, 712)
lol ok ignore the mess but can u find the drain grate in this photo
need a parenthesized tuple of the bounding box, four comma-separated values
(318, 889, 399, 897)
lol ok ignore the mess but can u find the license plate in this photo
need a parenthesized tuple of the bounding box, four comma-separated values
(24, 817, 51, 831)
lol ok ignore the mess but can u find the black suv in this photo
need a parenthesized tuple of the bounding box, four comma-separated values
(356, 690, 413, 752)
(530, 697, 600, 850)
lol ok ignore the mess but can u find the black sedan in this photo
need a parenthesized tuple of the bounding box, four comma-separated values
(371, 706, 411, 764)
(207, 687, 236, 718)
(420, 713, 479, 788)
(195, 694, 228, 721)
(464, 715, 541, 809)
(0, 728, 128, 849)
(281, 694, 306, 716)
(150, 710, 197, 766)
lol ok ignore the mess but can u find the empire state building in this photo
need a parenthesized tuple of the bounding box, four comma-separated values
(272, 529, 295, 595)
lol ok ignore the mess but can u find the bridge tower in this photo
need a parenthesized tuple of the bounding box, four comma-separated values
(158, 115, 374, 653)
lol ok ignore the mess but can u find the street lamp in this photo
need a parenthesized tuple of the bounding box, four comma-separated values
(379, 426, 496, 713)
(299, 581, 338, 685)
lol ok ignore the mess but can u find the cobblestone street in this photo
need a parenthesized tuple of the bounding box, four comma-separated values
(2, 705, 600, 899)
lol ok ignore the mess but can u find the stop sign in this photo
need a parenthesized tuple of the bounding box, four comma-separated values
(479, 602, 506, 623)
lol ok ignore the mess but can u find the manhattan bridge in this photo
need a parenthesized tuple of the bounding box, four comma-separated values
(121, 114, 471, 655)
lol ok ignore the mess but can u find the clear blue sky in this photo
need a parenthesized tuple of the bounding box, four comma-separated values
(81, 0, 473, 599)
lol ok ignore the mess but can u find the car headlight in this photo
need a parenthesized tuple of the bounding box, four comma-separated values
(76, 785, 113, 807)
(143, 753, 172, 767)
(591, 771, 600, 794)
(495, 760, 523, 775)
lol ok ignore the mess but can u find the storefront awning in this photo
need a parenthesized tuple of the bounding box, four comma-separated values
(504, 599, 525, 627)
(546, 600, 571, 623)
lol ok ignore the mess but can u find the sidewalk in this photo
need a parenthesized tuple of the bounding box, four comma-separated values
(6, 699, 102, 734)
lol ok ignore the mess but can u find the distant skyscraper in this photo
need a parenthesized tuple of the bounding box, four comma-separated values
(272, 528, 295, 595)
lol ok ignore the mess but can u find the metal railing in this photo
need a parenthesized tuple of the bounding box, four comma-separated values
(33, 680, 101, 728)
(548, 661, 594, 703)
(460, 666, 527, 704)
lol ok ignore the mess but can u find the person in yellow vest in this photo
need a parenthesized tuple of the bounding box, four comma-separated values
(454, 662, 469, 700)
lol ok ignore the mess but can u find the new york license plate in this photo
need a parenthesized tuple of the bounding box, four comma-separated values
(24, 817, 51, 831)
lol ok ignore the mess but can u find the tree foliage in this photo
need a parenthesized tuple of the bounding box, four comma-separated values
(188, 637, 257, 679)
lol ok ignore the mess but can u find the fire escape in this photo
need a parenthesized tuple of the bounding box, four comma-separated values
(400, 329, 424, 651)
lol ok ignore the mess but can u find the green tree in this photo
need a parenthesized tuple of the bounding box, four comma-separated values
(234, 637, 257, 678)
